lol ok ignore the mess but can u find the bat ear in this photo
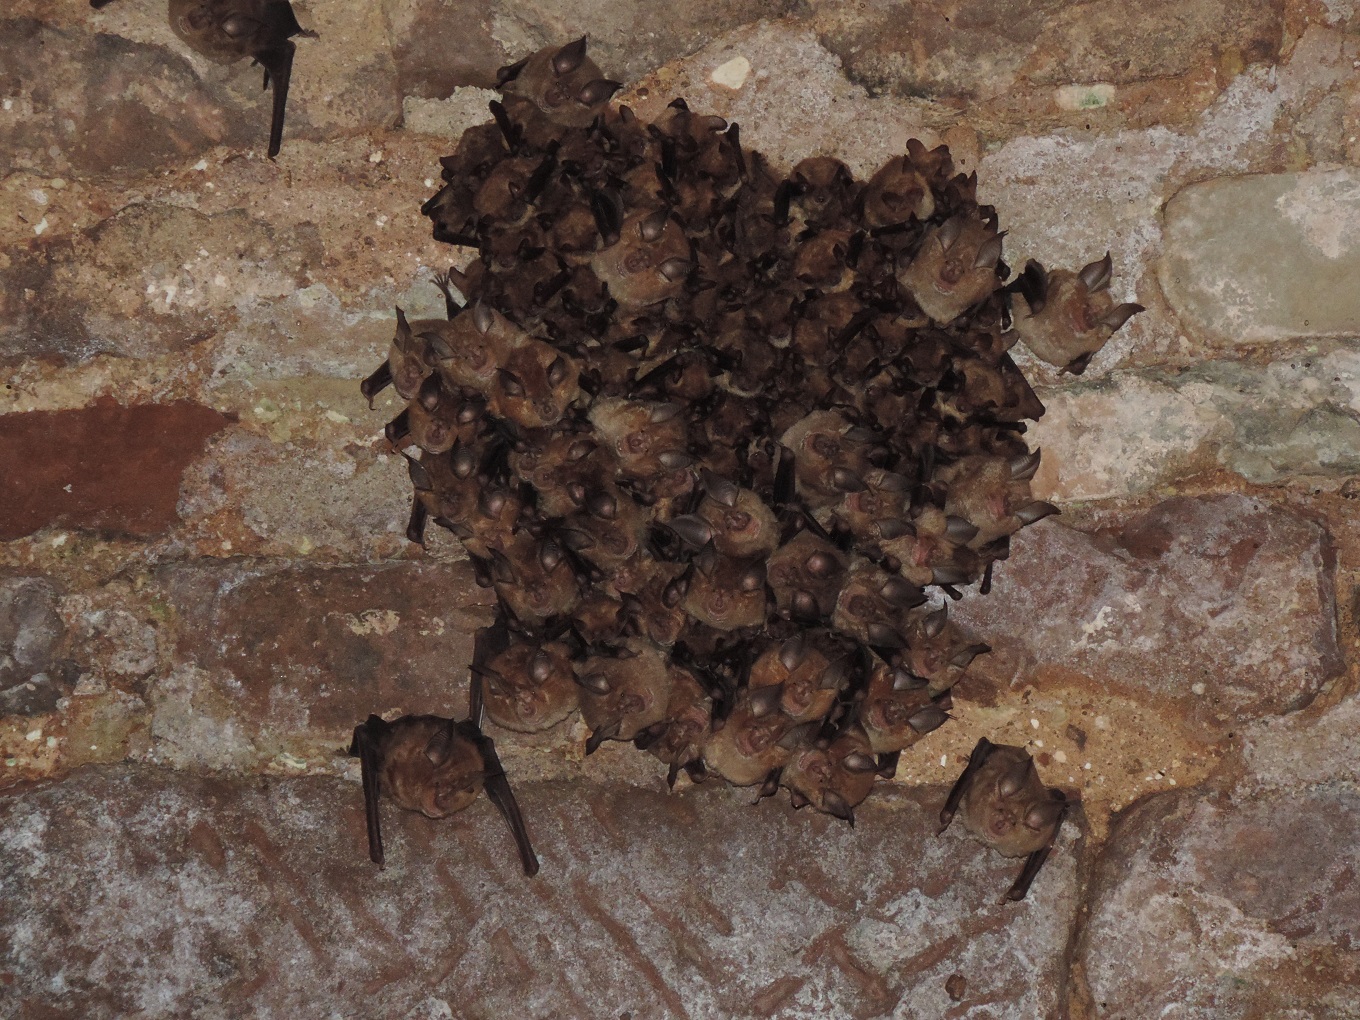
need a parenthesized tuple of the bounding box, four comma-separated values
(998, 756, 1037, 799)
(1023, 795, 1066, 832)
(907, 705, 949, 735)
(424, 720, 457, 766)
(1078, 251, 1114, 292)
(748, 683, 784, 718)
(923, 607, 949, 638)
(778, 635, 807, 672)
(822, 791, 855, 826)
(949, 642, 990, 669)
(553, 36, 589, 76)
(973, 231, 1005, 270)
(495, 54, 530, 87)
(842, 751, 877, 774)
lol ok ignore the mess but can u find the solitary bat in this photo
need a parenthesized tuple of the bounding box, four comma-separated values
(89, 0, 314, 158)
(938, 738, 1069, 901)
(348, 631, 538, 875)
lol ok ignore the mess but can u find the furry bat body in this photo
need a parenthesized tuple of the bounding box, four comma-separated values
(356, 35, 1133, 897)
(89, 0, 314, 157)
(349, 629, 538, 876)
(939, 738, 1069, 900)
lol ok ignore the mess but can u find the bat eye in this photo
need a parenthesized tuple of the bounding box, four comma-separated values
(219, 14, 252, 37)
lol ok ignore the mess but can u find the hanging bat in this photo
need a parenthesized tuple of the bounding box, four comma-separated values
(89, 0, 315, 158)
(938, 738, 1069, 901)
(348, 631, 539, 875)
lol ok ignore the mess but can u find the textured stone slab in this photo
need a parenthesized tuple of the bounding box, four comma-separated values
(953, 495, 1342, 738)
(809, 0, 1281, 99)
(1078, 785, 1360, 1018)
(0, 577, 75, 717)
(1030, 346, 1360, 499)
(154, 560, 494, 765)
(1160, 169, 1360, 344)
(0, 766, 1083, 1020)
(0, 399, 230, 541)
(386, 0, 799, 97)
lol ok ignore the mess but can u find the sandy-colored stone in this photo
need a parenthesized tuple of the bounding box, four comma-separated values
(1161, 169, 1360, 345)
(1078, 785, 1360, 1018)
(0, 767, 1084, 1020)
(953, 495, 1343, 741)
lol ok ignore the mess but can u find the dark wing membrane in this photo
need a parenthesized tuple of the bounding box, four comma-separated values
(470, 725, 540, 877)
(938, 736, 996, 832)
(350, 715, 390, 868)
(253, 39, 297, 158)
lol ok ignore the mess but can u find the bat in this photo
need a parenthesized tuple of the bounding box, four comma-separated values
(938, 738, 1070, 901)
(349, 630, 539, 876)
(90, 0, 315, 158)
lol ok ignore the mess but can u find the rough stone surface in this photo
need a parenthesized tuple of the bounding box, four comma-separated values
(953, 495, 1343, 739)
(0, 577, 76, 717)
(0, 399, 231, 541)
(1161, 169, 1360, 345)
(0, 766, 1084, 1020)
(0, 19, 260, 176)
(153, 560, 493, 765)
(1078, 784, 1360, 1018)
(1030, 345, 1360, 500)
(384, 0, 799, 97)
(810, 0, 1282, 101)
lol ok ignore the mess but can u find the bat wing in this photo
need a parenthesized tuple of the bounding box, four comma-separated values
(938, 736, 995, 833)
(253, 39, 296, 159)
(469, 618, 512, 729)
(350, 715, 389, 868)
(1005, 791, 1069, 901)
(471, 728, 540, 877)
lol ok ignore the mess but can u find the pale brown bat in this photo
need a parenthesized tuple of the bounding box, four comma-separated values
(899, 212, 1005, 323)
(1007, 253, 1144, 374)
(938, 738, 1069, 900)
(91, 0, 315, 158)
(349, 640, 538, 875)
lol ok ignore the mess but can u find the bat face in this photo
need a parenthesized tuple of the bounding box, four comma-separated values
(781, 724, 878, 823)
(374, 715, 487, 818)
(939, 738, 1069, 900)
(1008, 255, 1144, 374)
(498, 37, 621, 133)
(898, 212, 1004, 324)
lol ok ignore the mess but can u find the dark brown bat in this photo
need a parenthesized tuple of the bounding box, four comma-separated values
(349, 636, 538, 875)
(90, 0, 315, 158)
(938, 738, 1069, 900)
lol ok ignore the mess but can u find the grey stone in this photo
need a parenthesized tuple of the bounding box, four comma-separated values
(1078, 784, 1360, 1018)
(1160, 169, 1360, 345)
(1030, 346, 1360, 499)
(0, 577, 77, 716)
(0, 766, 1084, 1019)
(953, 495, 1343, 740)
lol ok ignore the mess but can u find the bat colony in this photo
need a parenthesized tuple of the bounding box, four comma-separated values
(87, 5, 1140, 899)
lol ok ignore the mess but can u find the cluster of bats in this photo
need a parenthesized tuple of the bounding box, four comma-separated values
(86, 7, 1140, 900)
(355, 38, 1141, 901)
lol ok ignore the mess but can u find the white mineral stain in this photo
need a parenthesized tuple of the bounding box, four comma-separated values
(711, 55, 752, 90)
(1055, 83, 1115, 110)
(339, 609, 401, 637)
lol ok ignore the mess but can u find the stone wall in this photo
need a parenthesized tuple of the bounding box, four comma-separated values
(2, 1, 1358, 1017)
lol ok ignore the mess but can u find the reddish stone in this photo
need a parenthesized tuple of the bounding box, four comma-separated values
(0, 399, 230, 541)
(953, 495, 1342, 737)
(0, 766, 1084, 1019)
(1078, 785, 1360, 1017)
(159, 559, 495, 739)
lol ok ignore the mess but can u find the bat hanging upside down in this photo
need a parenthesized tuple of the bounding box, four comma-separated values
(938, 738, 1070, 901)
(348, 630, 539, 876)
(88, 0, 315, 158)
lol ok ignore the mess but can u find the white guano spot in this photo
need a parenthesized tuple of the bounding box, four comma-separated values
(710, 55, 752, 91)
